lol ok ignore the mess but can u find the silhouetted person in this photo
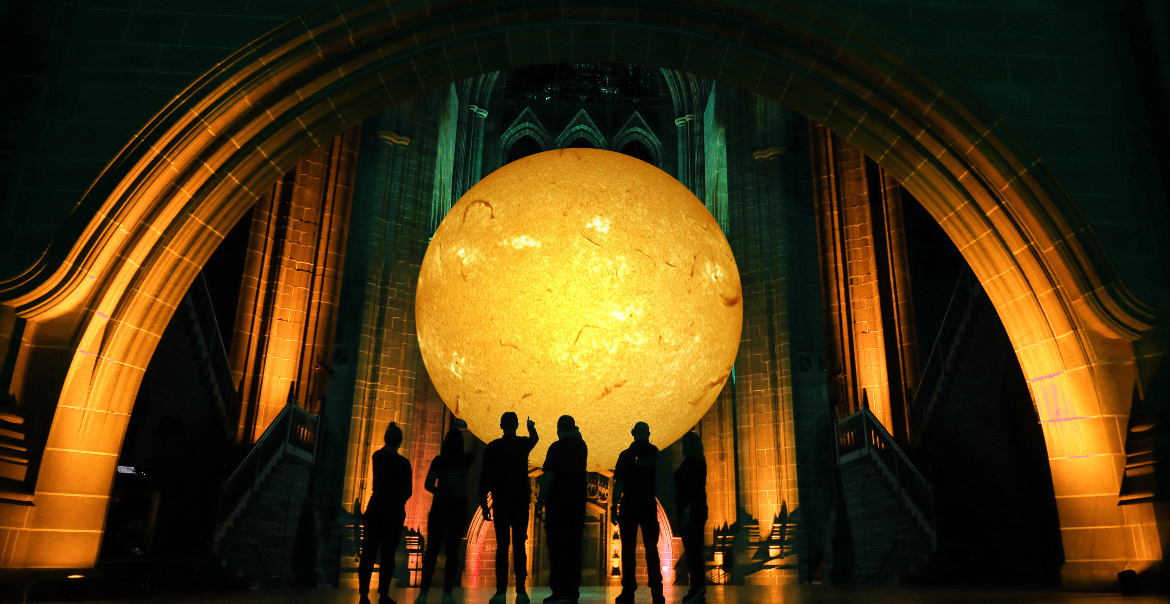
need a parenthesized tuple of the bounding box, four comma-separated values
(611, 422, 663, 604)
(537, 415, 588, 604)
(360, 422, 413, 604)
(479, 412, 539, 604)
(417, 428, 477, 604)
(675, 432, 707, 603)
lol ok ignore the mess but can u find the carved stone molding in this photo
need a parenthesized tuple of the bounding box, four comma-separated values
(752, 146, 785, 161)
(376, 130, 411, 147)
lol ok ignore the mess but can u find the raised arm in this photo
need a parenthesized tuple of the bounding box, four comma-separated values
(526, 416, 539, 450)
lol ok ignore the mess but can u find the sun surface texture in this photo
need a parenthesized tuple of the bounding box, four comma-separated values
(416, 148, 743, 472)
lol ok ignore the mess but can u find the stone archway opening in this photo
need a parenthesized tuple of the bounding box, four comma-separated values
(0, 0, 1155, 588)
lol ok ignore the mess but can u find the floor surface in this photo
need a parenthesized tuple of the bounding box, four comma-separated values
(28, 586, 1170, 604)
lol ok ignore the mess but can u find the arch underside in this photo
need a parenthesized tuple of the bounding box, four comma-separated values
(0, 0, 1156, 585)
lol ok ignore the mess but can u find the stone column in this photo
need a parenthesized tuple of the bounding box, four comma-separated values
(468, 105, 489, 191)
(877, 170, 921, 410)
(228, 126, 360, 443)
(716, 85, 805, 583)
(808, 124, 891, 430)
(699, 380, 738, 545)
(809, 122, 920, 443)
(674, 114, 697, 195)
(318, 89, 457, 587)
(341, 127, 417, 518)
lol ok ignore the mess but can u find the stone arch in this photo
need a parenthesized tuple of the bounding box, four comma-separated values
(0, 0, 1155, 584)
(500, 107, 554, 166)
(555, 109, 607, 150)
(609, 112, 662, 168)
(505, 135, 546, 164)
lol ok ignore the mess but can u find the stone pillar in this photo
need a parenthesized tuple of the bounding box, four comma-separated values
(808, 122, 919, 442)
(340, 127, 419, 518)
(674, 114, 698, 195)
(875, 168, 921, 431)
(716, 85, 806, 583)
(699, 380, 738, 545)
(696, 87, 738, 565)
(468, 105, 489, 189)
(317, 89, 457, 587)
(734, 143, 801, 583)
(451, 104, 490, 207)
(228, 126, 359, 443)
(451, 72, 499, 203)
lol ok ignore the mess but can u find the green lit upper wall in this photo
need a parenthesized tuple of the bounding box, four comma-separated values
(1, 0, 1166, 311)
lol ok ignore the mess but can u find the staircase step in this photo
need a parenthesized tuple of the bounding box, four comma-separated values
(1125, 457, 1156, 470)
(1119, 492, 1155, 504)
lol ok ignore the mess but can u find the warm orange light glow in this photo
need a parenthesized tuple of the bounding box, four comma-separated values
(67, 575, 84, 579)
(416, 149, 743, 470)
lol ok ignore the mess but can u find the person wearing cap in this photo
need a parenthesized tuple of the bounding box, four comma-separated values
(479, 413, 539, 604)
(611, 422, 663, 604)
(536, 415, 588, 604)
(359, 422, 413, 604)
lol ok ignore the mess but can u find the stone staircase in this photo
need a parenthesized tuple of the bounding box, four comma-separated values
(213, 401, 318, 588)
(907, 268, 984, 448)
(831, 403, 936, 584)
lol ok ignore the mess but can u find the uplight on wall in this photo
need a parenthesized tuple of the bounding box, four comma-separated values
(416, 149, 743, 470)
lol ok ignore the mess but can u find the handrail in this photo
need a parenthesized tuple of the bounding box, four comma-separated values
(216, 401, 317, 537)
(186, 271, 241, 432)
(872, 538, 902, 582)
(837, 407, 934, 531)
(907, 269, 979, 439)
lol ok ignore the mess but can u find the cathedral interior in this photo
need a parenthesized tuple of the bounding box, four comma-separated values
(1, 0, 1170, 602)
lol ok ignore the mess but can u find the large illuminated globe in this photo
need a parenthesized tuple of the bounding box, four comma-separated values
(416, 149, 742, 471)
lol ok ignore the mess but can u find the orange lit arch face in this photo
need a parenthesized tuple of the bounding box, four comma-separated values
(0, 0, 1151, 580)
(416, 149, 742, 471)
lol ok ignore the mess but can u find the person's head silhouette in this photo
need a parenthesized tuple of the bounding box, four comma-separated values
(557, 415, 576, 439)
(631, 421, 650, 442)
(384, 422, 403, 450)
(500, 411, 519, 435)
(682, 431, 703, 458)
(441, 427, 464, 455)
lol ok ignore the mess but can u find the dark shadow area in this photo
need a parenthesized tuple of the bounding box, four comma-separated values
(96, 273, 240, 595)
(500, 64, 668, 134)
(902, 196, 1064, 587)
(505, 135, 544, 164)
(201, 205, 254, 346)
(619, 140, 654, 165)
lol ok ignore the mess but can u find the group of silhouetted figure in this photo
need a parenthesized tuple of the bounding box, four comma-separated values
(358, 413, 708, 604)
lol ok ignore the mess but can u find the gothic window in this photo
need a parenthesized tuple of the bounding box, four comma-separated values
(506, 135, 544, 163)
(619, 139, 653, 164)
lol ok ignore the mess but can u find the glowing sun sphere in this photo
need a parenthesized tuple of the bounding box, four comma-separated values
(416, 148, 742, 471)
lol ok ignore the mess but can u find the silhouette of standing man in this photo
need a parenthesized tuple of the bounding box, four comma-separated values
(417, 428, 477, 604)
(360, 422, 413, 604)
(611, 422, 664, 604)
(479, 413, 539, 604)
(537, 415, 588, 604)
